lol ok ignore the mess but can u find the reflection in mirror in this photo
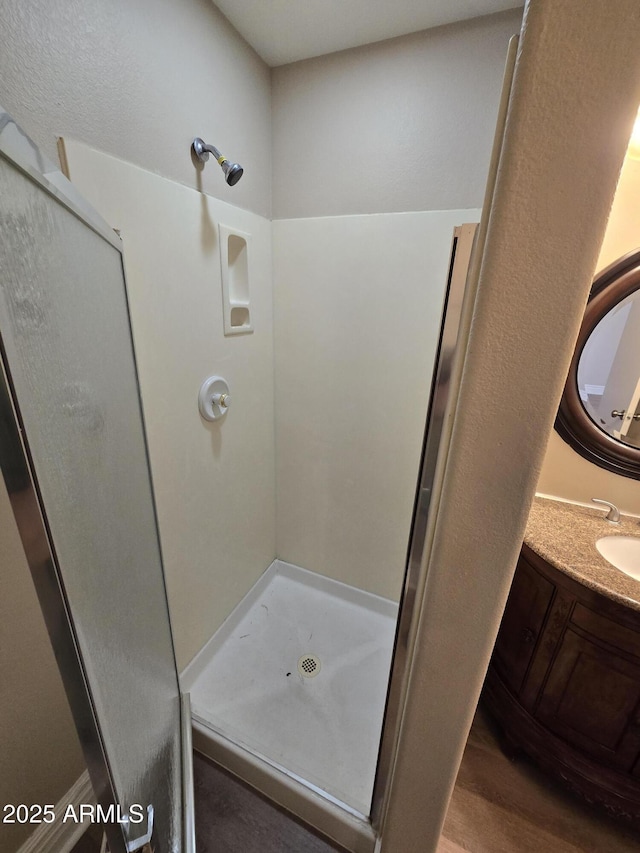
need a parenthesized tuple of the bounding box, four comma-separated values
(556, 248, 640, 479)
(577, 288, 640, 448)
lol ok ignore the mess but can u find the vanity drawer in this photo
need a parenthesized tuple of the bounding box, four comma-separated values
(570, 602, 640, 661)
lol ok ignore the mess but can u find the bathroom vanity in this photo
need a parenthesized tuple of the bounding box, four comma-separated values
(484, 497, 640, 825)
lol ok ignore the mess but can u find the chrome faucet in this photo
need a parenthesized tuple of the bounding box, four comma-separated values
(592, 498, 621, 524)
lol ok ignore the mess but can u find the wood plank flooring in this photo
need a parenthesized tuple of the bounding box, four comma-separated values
(193, 753, 346, 853)
(441, 704, 640, 852)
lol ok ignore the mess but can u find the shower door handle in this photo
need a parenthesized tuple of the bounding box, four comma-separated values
(123, 804, 154, 852)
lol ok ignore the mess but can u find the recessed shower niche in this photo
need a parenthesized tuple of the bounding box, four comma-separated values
(220, 224, 252, 334)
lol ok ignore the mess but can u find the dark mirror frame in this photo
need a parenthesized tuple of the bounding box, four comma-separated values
(555, 248, 640, 480)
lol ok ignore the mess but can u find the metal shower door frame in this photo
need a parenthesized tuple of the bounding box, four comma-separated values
(370, 223, 478, 831)
(0, 112, 195, 853)
(370, 35, 518, 839)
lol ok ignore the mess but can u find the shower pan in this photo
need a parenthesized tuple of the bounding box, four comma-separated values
(182, 560, 399, 817)
(0, 110, 479, 853)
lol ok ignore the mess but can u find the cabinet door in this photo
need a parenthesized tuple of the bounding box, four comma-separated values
(493, 555, 554, 695)
(536, 628, 640, 771)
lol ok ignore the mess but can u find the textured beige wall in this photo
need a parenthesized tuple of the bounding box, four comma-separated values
(271, 9, 523, 219)
(537, 155, 640, 515)
(381, 2, 640, 850)
(0, 480, 85, 853)
(0, 0, 272, 218)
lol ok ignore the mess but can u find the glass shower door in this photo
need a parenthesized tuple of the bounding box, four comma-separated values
(0, 113, 193, 853)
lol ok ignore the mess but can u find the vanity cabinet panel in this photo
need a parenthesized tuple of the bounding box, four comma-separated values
(484, 544, 640, 826)
(493, 553, 554, 695)
(536, 627, 640, 770)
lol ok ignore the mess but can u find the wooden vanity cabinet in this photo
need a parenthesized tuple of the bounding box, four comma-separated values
(484, 544, 640, 824)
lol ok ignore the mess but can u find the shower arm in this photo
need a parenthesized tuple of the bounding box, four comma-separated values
(192, 137, 225, 165)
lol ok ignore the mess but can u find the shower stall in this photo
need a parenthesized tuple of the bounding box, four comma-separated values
(0, 109, 483, 853)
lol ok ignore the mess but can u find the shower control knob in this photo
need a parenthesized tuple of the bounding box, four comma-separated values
(198, 375, 231, 421)
(212, 393, 230, 409)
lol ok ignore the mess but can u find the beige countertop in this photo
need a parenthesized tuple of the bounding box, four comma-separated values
(525, 496, 640, 612)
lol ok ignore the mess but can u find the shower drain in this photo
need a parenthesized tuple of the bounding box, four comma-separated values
(297, 654, 321, 678)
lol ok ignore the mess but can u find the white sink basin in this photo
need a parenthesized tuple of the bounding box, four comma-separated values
(596, 536, 640, 580)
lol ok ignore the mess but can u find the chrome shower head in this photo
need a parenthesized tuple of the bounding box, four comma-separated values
(220, 160, 244, 187)
(192, 137, 244, 186)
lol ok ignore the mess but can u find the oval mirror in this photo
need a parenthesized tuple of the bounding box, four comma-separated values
(556, 249, 640, 479)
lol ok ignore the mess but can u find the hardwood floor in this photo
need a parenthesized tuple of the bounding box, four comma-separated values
(194, 753, 345, 853)
(440, 704, 640, 852)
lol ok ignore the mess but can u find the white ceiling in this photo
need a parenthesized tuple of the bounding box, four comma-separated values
(212, 0, 523, 67)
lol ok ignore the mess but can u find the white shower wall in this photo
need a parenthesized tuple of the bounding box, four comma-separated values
(273, 211, 480, 600)
(63, 141, 276, 670)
